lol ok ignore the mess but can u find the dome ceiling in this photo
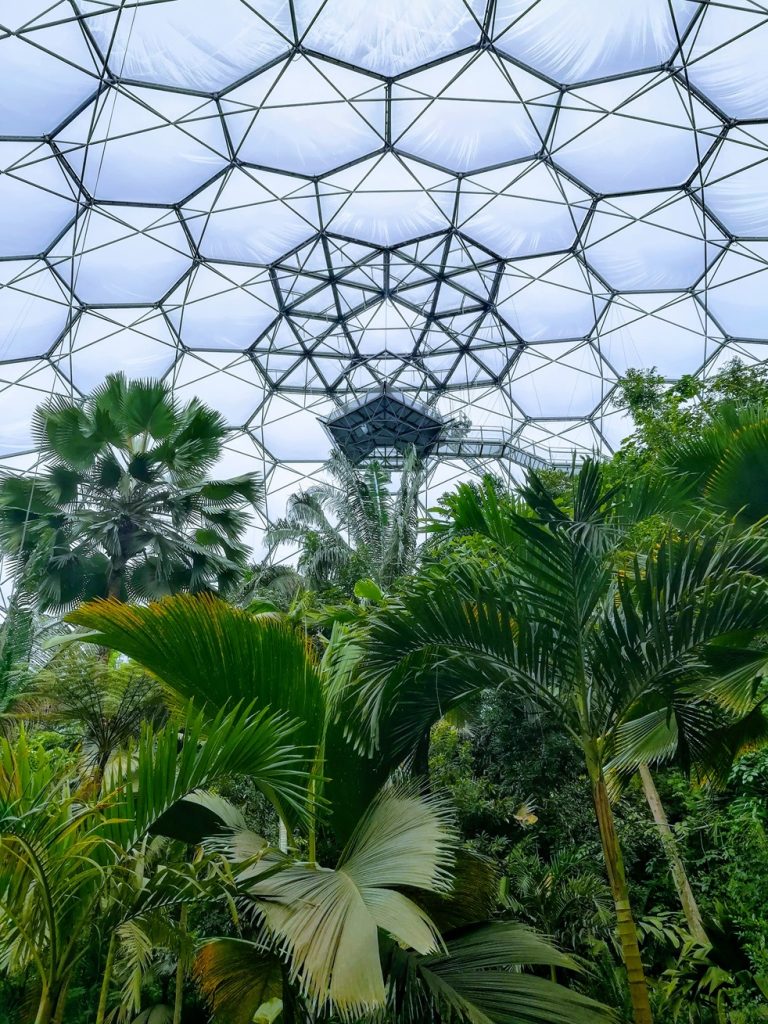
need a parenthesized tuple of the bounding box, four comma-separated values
(1, 0, 767, 501)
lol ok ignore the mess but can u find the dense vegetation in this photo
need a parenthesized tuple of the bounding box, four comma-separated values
(1, 362, 767, 1024)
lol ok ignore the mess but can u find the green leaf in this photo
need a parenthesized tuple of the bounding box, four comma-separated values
(354, 578, 384, 603)
(104, 701, 308, 849)
(119, 378, 178, 439)
(416, 924, 613, 1024)
(242, 786, 456, 1020)
(67, 594, 327, 760)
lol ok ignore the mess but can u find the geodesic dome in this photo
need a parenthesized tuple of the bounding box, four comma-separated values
(1, 0, 767, 516)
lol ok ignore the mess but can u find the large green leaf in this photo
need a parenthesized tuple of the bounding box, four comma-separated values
(67, 595, 326, 758)
(103, 702, 307, 849)
(240, 786, 456, 1020)
(413, 924, 614, 1024)
(658, 403, 768, 526)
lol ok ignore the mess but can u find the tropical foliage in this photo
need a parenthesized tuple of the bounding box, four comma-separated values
(266, 447, 425, 594)
(1, 368, 768, 1024)
(0, 374, 263, 611)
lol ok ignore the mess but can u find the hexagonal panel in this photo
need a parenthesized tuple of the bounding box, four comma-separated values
(497, 255, 608, 341)
(0, 4, 98, 135)
(508, 341, 611, 418)
(77, 0, 293, 91)
(183, 168, 318, 263)
(583, 191, 726, 290)
(294, 0, 483, 76)
(391, 52, 556, 172)
(704, 243, 768, 339)
(320, 155, 455, 246)
(493, 0, 698, 83)
(223, 56, 385, 175)
(701, 125, 768, 237)
(597, 293, 719, 377)
(685, 2, 768, 119)
(165, 265, 279, 350)
(0, 261, 71, 360)
(551, 73, 721, 194)
(53, 308, 178, 391)
(458, 162, 591, 258)
(0, 142, 77, 257)
(57, 87, 229, 204)
(50, 207, 192, 304)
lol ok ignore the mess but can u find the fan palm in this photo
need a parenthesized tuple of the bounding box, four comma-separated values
(351, 463, 768, 1024)
(646, 402, 768, 528)
(266, 447, 425, 594)
(68, 594, 612, 1024)
(0, 374, 263, 611)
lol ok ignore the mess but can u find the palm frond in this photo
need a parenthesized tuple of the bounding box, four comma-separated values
(67, 594, 326, 759)
(384, 923, 613, 1024)
(194, 938, 282, 1024)
(239, 785, 456, 1020)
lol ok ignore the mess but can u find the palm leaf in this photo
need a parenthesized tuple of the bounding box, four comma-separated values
(194, 938, 282, 1024)
(240, 785, 456, 1019)
(66, 594, 326, 758)
(385, 923, 613, 1024)
(103, 702, 307, 849)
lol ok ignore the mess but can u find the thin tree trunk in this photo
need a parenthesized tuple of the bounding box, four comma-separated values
(173, 904, 188, 1024)
(95, 931, 118, 1024)
(33, 987, 55, 1024)
(278, 818, 289, 854)
(107, 572, 122, 601)
(638, 764, 710, 946)
(51, 978, 71, 1024)
(412, 729, 431, 778)
(591, 767, 654, 1024)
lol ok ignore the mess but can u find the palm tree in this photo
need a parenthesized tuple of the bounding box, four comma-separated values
(67, 593, 612, 1024)
(0, 374, 263, 611)
(502, 843, 612, 969)
(350, 464, 768, 1024)
(0, 698, 304, 1024)
(267, 447, 425, 594)
(17, 646, 166, 788)
(0, 575, 68, 731)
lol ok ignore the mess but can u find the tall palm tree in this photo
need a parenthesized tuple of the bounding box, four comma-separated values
(0, 374, 263, 611)
(267, 447, 425, 594)
(67, 594, 612, 1024)
(350, 464, 768, 1024)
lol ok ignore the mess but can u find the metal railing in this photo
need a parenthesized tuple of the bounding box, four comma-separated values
(367, 427, 596, 471)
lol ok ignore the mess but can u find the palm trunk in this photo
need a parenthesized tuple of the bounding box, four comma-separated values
(281, 965, 298, 1024)
(107, 572, 122, 601)
(51, 979, 71, 1024)
(173, 905, 188, 1024)
(34, 987, 56, 1024)
(95, 932, 118, 1024)
(638, 765, 709, 946)
(591, 766, 653, 1024)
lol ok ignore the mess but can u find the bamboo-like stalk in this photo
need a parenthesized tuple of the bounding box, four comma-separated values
(95, 931, 118, 1024)
(639, 764, 709, 946)
(590, 763, 654, 1024)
